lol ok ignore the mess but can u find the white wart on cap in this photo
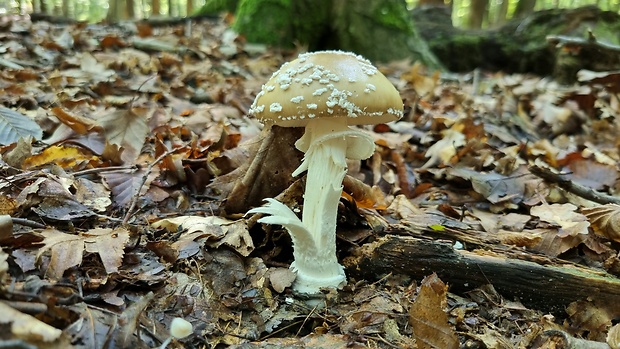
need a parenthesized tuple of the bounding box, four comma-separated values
(249, 50, 403, 127)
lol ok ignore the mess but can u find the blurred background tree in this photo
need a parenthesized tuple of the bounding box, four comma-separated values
(0, 0, 617, 25)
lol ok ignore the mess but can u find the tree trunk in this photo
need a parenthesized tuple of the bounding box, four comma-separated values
(152, 0, 161, 15)
(107, 0, 117, 22)
(186, 0, 193, 15)
(62, 0, 69, 17)
(329, 0, 443, 66)
(126, 0, 135, 19)
(514, 0, 536, 18)
(495, 0, 509, 26)
(468, 0, 488, 29)
(53, 1, 62, 15)
(168, 0, 175, 16)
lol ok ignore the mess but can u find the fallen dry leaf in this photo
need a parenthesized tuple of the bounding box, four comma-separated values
(531, 203, 590, 237)
(37, 228, 129, 279)
(409, 273, 459, 349)
(0, 301, 62, 342)
(582, 204, 620, 242)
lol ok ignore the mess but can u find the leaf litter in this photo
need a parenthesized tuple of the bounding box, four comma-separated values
(0, 15, 618, 349)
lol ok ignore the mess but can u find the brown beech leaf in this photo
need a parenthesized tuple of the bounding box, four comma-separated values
(99, 107, 150, 164)
(531, 228, 585, 257)
(37, 227, 129, 279)
(531, 203, 589, 237)
(83, 228, 130, 274)
(566, 300, 613, 340)
(102, 167, 158, 207)
(422, 128, 465, 169)
(608, 323, 620, 349)
(562, 156, 618, 191)
(37, 229, 84, 279)
(51, 106, 102, 135)
(582, 204, 620, 242)
(401, 61, 440, 97)
(409, 273, 459, 349)
(151, 215, 254, 257)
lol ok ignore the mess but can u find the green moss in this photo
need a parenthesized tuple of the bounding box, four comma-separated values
(374, 1, 413, 33)
(233, 0, 293, 47)
(232, 0, 330, 49)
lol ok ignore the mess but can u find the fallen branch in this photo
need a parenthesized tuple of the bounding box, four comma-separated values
(529, 165, 620, 205)
(346, 234, 620, 316)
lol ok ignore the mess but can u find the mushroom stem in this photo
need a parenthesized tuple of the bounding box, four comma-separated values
(249, 117, 375, 294)
(290, 117, 374, 293)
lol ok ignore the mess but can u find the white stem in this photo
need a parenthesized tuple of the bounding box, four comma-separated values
(290, 118, 374, 293)
(248, 118, 375, 295)
(159, 337, 172, 349)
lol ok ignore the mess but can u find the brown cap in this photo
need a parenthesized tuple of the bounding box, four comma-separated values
(249, 50, 403, 127)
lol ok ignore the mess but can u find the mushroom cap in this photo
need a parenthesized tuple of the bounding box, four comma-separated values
(249, 50, 404, 127)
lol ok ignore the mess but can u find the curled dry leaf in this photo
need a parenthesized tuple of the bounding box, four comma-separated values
(268, 267, 296, 293)
(0, 302, 62, 342)
(582, 204, 620, 242)
(609, 323, 620, 349)
(409, 273, 459, 349)
(531, 203, 589, 237)
(151, 215, 254, 257)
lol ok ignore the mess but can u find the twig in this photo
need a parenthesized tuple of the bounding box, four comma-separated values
(11, 217, 46, 229)
(529, 165, 620, 205)
(72, 165, 137, 177)
(122, 148, 180, 224)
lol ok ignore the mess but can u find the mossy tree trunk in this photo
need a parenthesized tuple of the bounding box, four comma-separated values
(328, 0, 442, 68)
(412, 5, 620, 79)
(230, 0, 443, 68)
(233, 0, 332, 52)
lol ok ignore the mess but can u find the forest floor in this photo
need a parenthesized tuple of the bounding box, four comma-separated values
(1, 15, 620, 349)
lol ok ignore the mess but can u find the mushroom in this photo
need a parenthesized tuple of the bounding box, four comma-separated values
(248, 50, 403, 295)
(159, 317, 193, 349)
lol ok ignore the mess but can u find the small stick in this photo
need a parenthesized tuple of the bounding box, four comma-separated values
(11, 217, 46, 229)
(529, 165, 620, 205)
(122, 148, 180, 224)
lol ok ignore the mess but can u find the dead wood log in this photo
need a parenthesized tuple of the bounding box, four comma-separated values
(346, 234, 620, 315)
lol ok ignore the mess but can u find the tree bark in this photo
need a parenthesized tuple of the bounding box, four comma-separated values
(168, 0, 175, 16)
(231, 0, 442, 68)
(152, 0, 161, 15)
(186, 0, 194, 15)
(495, 0, 509, 26)
(62, 0, 69, 17)
(126, 0, 135, 19)
(468, 0, 488, 29)
(514, 0, 536, 18)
